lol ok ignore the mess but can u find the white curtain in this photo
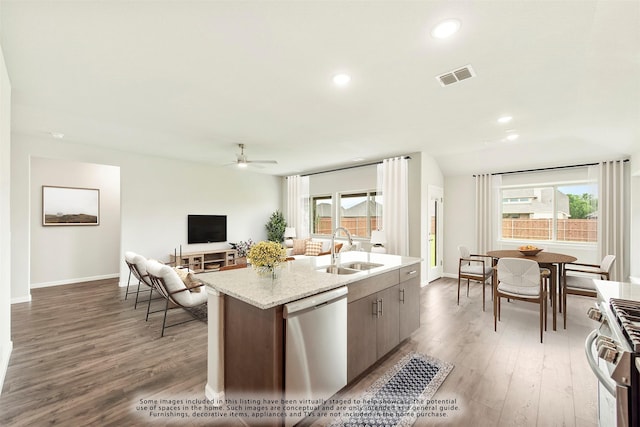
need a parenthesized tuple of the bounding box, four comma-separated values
(378, 157, 409, 256)
(286, 175, 310, 239)
(475, 173, 500, 254)
(598, 160, 628, 281)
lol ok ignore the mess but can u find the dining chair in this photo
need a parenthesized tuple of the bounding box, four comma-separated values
(457, 245, 494, 311)
(494, 257, 548, 343)
(562, 255, 616, 328)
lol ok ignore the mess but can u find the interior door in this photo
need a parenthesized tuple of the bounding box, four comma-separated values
(428, 186, 443, 282)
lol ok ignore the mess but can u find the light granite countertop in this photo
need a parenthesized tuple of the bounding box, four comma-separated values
(595, 279, 640, 303)
(198, 251, 421, 309)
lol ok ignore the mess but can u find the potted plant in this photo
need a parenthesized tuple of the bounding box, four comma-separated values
(265, 210, 287, 243)
(229, 239, 254, 264)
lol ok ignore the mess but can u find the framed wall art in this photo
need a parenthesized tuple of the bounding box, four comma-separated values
(42, 186, 100, 226)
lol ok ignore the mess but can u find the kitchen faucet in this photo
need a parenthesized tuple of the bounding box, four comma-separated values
(331, 226, 353, 266)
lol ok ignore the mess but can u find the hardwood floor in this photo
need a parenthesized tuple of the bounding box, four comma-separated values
(0, 277, 598, 426)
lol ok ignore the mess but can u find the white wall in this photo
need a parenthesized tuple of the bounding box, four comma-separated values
(309, 164, 377, 195)
(305, 156, 425, 259)
(11, 134, 282, 301)
(30, 157, 121, 287)
(631, 151, 640, 280)
(0, 36, 13, 393)
(442, 169, 617, 278)
(419, 152, 444, 283)
(443, 174, 475, 277)
(408, 153, 422, 258)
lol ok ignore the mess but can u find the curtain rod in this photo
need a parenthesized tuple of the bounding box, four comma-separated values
(298, 155, 412, 177)
(473, 158, 629, 177)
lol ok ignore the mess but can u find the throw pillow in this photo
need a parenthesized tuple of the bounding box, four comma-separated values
(304, 241, 324, 256)
(173, 267, 202, 292)
(292, 238, 309, 255)
(184, 272, 203, 293)
(173, 266, 189, 282)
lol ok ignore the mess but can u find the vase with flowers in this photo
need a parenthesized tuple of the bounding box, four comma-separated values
(230, 239, 254, 265)
(247, 240, 286, 281)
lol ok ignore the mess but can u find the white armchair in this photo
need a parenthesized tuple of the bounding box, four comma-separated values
(146, 260, 208, 337)
(124, 251, 154, 309)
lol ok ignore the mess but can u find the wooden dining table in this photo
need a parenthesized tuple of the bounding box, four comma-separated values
(486, 250, 577, 331)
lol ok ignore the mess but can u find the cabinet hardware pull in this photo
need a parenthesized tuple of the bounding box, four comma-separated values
(406, 270, 417, 275)
(379, 298, 384, 317)
(372, 300, 379, 317)
(400, 289, 405, 303)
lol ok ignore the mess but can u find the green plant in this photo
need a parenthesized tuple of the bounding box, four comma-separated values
(230, 239, 254, 258)
(265, 210, 287, 242)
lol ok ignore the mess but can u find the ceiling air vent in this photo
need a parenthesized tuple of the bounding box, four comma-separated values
(436, 65, 476, 87)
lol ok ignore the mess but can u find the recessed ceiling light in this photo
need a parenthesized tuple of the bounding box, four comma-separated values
(497, 116, 512, 124)
(506, 133, 519, 141)
(352, 157, 365, 162)
(50, 132, 65, 139)
(431, 19, 461, 39)
(333, 73, 351, 86)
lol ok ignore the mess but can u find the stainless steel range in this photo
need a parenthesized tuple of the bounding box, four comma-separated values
(586, 280, 640, 427)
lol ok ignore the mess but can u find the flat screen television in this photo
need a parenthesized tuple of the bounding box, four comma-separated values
(187, 215, 227, 244)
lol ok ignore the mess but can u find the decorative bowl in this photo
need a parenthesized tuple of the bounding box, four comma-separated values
(519, 248, 543, 256)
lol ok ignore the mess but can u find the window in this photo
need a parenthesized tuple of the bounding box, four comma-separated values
(338, 191, 381, 238)
(310, 190, 382, 237)
(503, 197, 532, 203)
(311, 195, 332, 235)
(501, 183, 597, 243)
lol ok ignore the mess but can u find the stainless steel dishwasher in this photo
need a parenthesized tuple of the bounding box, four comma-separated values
(283, 286, 348, 427)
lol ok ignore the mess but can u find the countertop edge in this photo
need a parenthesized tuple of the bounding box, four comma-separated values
(200, 254, 422, 310)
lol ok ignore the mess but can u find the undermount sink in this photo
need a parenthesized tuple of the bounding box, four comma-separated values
(321, 265, 360, 275)
(319, 262, 384, 275)
(340, 262, 384, 271)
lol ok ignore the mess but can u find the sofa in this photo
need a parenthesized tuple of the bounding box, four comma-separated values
(286, 237, 362, 260)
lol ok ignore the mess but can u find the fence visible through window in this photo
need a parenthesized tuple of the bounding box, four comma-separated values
(502, 218, 597, 242)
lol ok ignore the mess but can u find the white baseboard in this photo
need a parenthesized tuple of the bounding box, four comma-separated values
(204, 383, 225, 405)
(443, 272, 457, 279)
(11, 294, 31, 304)
(0, 340, 13, 395)
(31, 273, 120, 289)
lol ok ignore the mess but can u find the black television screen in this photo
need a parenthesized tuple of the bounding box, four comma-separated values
(188, 215, 227, 244)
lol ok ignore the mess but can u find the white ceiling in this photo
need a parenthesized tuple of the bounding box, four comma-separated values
(1, 1, 639, 176)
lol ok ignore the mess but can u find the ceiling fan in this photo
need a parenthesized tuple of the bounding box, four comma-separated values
(233, 143, 278, 168)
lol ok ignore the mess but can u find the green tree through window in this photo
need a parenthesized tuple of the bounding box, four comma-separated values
(568, 193, 598, 219)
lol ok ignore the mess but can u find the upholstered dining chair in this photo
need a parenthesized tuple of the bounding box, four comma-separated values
(494, 257, 548, 343)
(124, 251, 155, 309)
(457, 245, 494, 311)
(562, 255, 616, 328)
(146, 260, 208, 337)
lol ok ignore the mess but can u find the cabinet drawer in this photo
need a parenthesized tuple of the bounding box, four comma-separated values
(399, 263, 420, 283)
(347, 270, 399, 303)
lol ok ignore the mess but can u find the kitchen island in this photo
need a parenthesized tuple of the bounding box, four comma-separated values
(198, 251, 421, 426)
